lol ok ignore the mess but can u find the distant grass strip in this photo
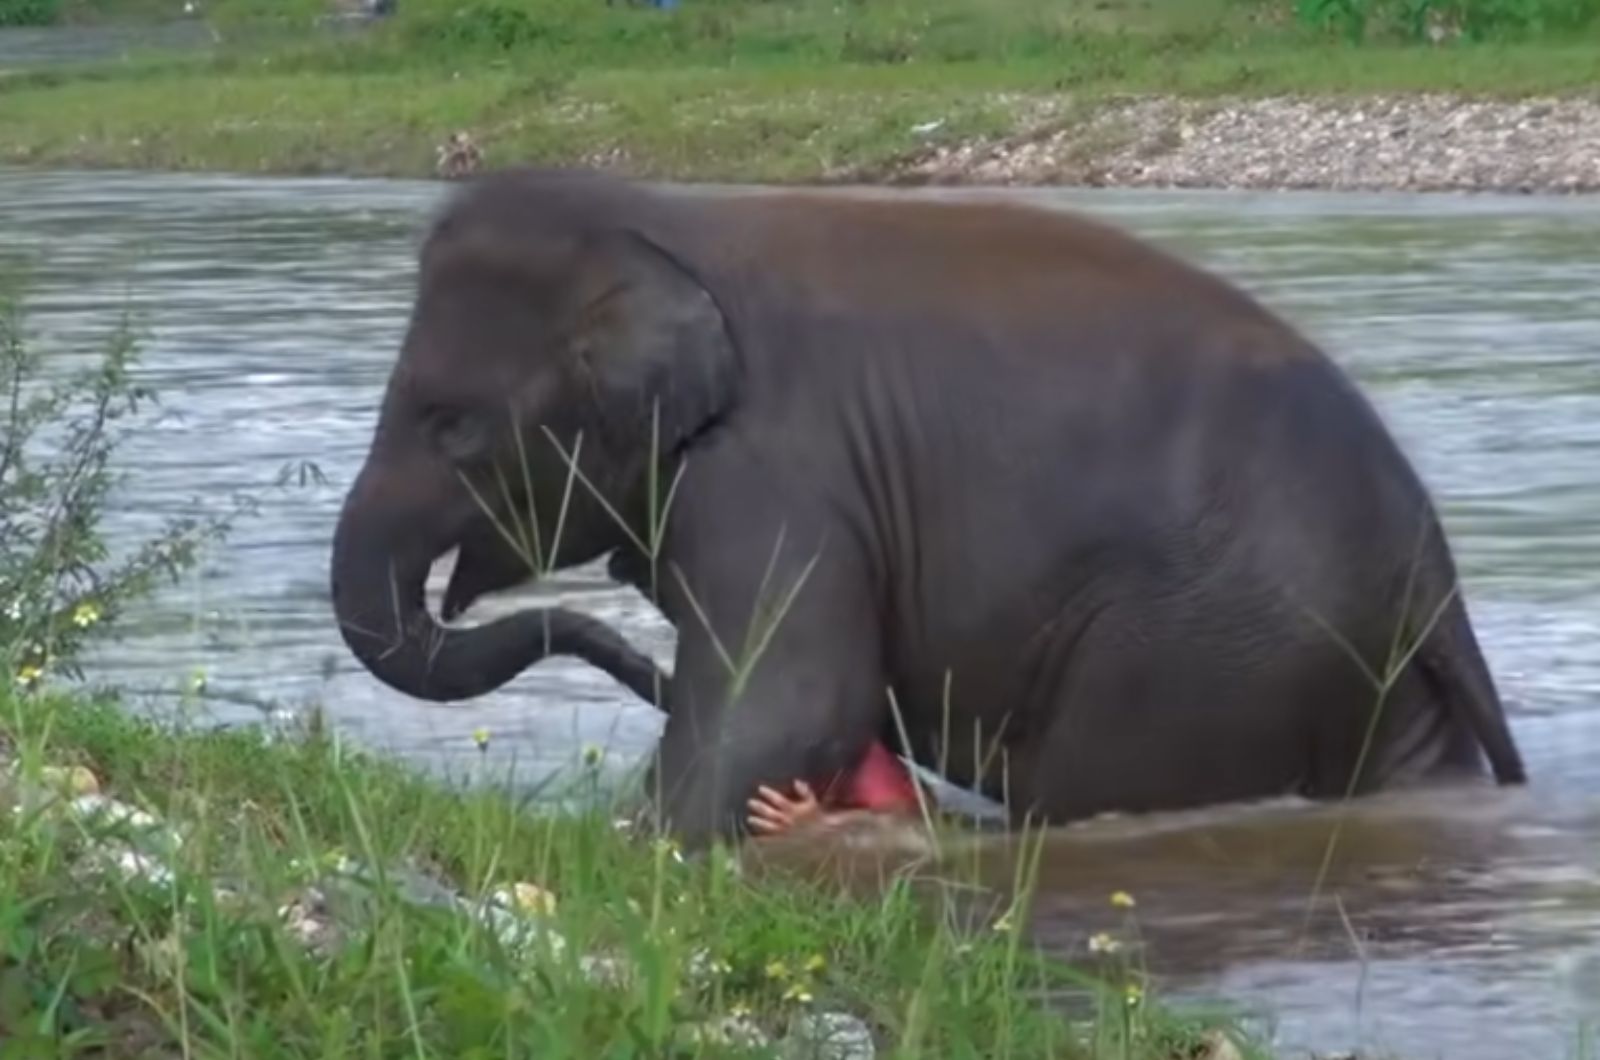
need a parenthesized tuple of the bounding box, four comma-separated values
(2, 0, 1598, 181)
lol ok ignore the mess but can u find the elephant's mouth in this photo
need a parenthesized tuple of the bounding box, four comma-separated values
(437, 546, 483, 624)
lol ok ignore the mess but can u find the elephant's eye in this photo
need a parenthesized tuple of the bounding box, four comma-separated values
(425, 406, 489, 463)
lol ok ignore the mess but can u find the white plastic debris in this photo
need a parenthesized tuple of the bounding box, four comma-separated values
(83, 844, 176, 889)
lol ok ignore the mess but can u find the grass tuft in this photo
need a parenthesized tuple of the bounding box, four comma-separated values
(0, 683, 1250, 1057)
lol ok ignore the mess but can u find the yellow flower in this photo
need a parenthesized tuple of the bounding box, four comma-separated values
(1124, 983, 1143, 1007)
(803, 954, 826, 974)
(509, 881, 557, 916)
(1110, 891, 1136, 909)
(15, 663, 43, 688)
(764, 959, 790, 980)
(782, 982, 813, 1004)
(1087, 932, 1121, 955)
(471, 727, 490, 751)
(71, 602, 101, 628)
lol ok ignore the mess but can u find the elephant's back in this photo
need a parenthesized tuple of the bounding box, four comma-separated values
(662, 189, 1298, 362)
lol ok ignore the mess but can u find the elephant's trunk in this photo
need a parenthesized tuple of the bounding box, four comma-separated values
(329, 462, 666, 706)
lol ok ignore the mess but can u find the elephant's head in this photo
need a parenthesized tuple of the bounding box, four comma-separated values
(329, 172, 733, 705)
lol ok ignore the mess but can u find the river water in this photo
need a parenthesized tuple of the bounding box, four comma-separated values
(2, 167, 1597, 1058)
(0, 21, 215, 71)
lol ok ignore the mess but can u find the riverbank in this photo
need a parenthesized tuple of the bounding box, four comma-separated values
(881, 93, 1600, 193)
(2, 0, 1600, 193)
(0, 256, 1263, 1058)
(0, 683, 1254, 1058)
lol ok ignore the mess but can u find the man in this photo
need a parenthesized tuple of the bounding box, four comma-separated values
(746, 741, 931, 837)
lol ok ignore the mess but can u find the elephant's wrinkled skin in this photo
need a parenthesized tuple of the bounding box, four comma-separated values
(330, 168, 1526, 849)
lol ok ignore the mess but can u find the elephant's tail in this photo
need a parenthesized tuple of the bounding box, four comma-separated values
(1416, 589, 1527, 786)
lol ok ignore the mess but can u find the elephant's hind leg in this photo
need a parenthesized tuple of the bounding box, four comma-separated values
(1013, 602, 1378, 825)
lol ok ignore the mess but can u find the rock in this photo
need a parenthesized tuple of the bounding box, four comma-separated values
(277, 888, 343, 956)
(470, 900, 568, 959)
(490, 881, 557, 917)
(683, 1013, 771, 1050)
(40, 764, 100, 796)
(1196, 1029, 1246, 1060)
(67, 794, 183, 858)
(86, 845, 176, 889)
(782, 1010, 876, 1060)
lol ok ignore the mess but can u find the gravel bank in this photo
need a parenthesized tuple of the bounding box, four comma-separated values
(880, 94, 1600, 194)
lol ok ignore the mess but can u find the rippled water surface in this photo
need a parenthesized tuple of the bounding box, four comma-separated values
(0, 21, 213, 70)
(3, 168, 1597, 1058)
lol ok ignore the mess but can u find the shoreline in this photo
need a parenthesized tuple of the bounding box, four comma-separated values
(847, 93, 1600, 195)
(5, 87, 1600, 196)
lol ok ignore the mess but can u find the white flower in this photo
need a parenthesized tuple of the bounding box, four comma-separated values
(1088, 932, 1122, 955)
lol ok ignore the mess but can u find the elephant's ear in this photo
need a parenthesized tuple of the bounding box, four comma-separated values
(566, 230, 737, 458)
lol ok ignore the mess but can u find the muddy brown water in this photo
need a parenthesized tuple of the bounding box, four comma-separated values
(2, 168, 1597, 1058)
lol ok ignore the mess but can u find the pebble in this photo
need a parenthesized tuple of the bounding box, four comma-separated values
(782, 1010, 877, 1060)
(1198, 1029, 1246, 1060)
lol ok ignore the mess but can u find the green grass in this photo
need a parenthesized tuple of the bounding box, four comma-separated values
(1, 0, 1598, 181)
(0, 679, 1258, 1058)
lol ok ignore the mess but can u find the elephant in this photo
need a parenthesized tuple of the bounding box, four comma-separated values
(329, 167, 1527, 851)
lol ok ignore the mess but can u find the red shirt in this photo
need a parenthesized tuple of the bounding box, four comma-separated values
(811, 741, 922, 814)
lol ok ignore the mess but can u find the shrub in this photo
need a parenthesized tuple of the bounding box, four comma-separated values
(0, 0, 61, 27)
(1294, 0, 1600, 42)
(1, 267, 307, 692)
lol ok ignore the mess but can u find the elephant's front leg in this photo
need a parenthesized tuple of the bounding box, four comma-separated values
(645, 508, 889, 850)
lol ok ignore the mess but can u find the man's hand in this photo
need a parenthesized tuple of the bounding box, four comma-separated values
(746, 780, 825, 836)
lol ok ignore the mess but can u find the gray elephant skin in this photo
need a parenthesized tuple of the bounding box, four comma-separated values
(329, 168, 1526, 850)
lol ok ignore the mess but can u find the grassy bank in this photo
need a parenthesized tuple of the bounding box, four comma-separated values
(0, 683, 1258, 1058)
(2, 0, 1599, 183)
(0, 266, 1260, 1057)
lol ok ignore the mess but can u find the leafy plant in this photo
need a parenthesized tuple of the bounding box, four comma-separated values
(1296, 0, 1371, 42)
(1291, 0, 1600, 40)
(0, 267, 308, 692)
(0, 0, 60, 27)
